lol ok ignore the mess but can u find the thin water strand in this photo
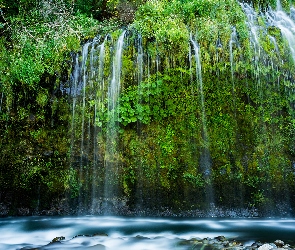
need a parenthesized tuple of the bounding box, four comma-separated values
(104, 30, 126, 204)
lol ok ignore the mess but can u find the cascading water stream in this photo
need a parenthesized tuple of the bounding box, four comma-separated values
(266, 0, 295, 63)
(229, 27, 239, 117)
(65, 0, 295, 215)
(240, 2, 263, 92)
(104, 30, 126, 205)
(70, 56, 80, 159)
(137, 34, 144, 88)
(136, 34, 144, 207)
(80, 41, 91, 165)
(190, 35, 214, 207)
(79, 41, 91, 211)
(92, 37, 107, 212)
(229, 27, 238, 91)
(264, 0, 295, 208)
(240, 0, 295, 211)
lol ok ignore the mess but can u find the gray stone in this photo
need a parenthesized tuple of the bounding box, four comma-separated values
(274, 241, 285, 248)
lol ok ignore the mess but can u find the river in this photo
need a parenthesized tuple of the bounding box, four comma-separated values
(0, 216, 294, 249)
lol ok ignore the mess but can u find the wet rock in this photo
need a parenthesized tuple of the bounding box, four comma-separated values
(72, 234, 85, 238)
(134, 235, 150, 240)
(215, 235, 227, 242)
(252, 242, 263, 248)
(0, 203, 8, 217)
(92, 232, 108, 237)
(275, 240, 285, 248)
(17, 207, 30, 216)
(51, 236, 65, 242)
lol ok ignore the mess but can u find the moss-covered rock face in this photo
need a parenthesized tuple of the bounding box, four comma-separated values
(0, 0, 295, 216)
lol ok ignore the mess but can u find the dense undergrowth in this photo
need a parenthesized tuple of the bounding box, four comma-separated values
(0, 0, 295, 215)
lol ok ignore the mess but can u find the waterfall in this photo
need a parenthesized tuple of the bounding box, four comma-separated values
(65, 0, 295, 215)
(70, 55, 80, 158)
(137, 34, 144, 135)
(190, 36, 207, 142)
(190, 35, 214, 207)
(137, 34, 144, 87)
(229, 27, 238, 90)
(92, 37, 106, 212)
(69, 32, 127, 212)
(239, 0, 295, 213)
(266, 1, 295, 64)
(240, 2, 264, 90)
(104, 30, 126, 206)
(136, 34, 144, 207)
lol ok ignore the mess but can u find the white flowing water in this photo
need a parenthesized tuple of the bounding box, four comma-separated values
(104, 30, 126, 201)
(80, 42, 91, 165)
(0, 216, 295, 250)
(136, 34, 144, 207)
(79, 42, 91, 210)
(66, 1, 295, 213)
(265, 0, 295, 64)
(240, 2, 261, 61)
(92, 37, 107, 211)
(190, 35, 213, 206)
(137, 34, 144, 87)
(229, 27, 238, 89)
(190, 36, 207, 140)
(70, 55, 80, 158)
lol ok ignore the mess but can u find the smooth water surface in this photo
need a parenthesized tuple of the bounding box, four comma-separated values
(0, 216, 294, 249)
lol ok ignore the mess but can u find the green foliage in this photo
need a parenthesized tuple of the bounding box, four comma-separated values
(1, 0, 295, 214)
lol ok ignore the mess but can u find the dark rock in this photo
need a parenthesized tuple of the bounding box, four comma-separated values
(92, 232, 108, 237)
(51, 236, 65, 242)
(134, 235, 150, 240)
(275, 240, 285, 248)
(215, 235, 227, 242)
(253, 242, 263, 248)
(0, 203, 9, 216)
(17, 207, 30, 216)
